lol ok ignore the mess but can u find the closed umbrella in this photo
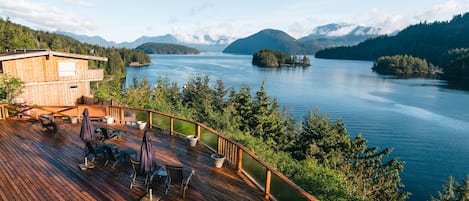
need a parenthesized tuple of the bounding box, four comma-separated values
(139, 131, 156, 174)
(79, 108, 94, 141)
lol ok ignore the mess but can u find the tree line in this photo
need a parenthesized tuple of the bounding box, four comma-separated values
(315, 12, 469, 81)
(372, 55, 440, 76)
(0, 17, 150, 77)
(96, 75, 409, 200)
(252, 49, 310, 67)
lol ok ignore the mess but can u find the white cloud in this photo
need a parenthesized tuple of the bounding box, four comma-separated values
(364, 8, 409, 34)
(0, 0, 99, 32)
(64, 0, 94, 8)
(415, 0, 469, 22)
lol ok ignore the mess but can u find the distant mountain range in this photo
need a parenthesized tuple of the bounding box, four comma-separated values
(57, 31, 232, 52)
(58, 23, 380, 54)
(223, 23, 381, 55)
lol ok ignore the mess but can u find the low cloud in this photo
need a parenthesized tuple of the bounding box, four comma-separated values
(0, 0, 99, 32)
(64, 0, 94, 8)
(189, 1, 214, 16)
(415, 0, 469, 22)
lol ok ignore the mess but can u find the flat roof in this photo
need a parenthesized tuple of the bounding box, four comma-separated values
(0, 49, 108, 62)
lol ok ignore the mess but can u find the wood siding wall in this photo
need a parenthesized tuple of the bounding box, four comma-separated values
(1, 55, 101, 106)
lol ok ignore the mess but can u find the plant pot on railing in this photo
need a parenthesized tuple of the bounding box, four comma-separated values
(104, 116, 113, 124)
(186, 135, 198, 147)
(137, 121, 147, 130)
(211, 153, 225, 168)
(70, 116, 78, 124)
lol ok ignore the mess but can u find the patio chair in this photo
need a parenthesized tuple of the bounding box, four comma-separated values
(165, 164, 195, 198)
(39, 115, 58, 134)
(97, 127, 121, 140)
(84, 141, 105, 161)
(129, 159, 150, 190)
(104, 146, 124, 169)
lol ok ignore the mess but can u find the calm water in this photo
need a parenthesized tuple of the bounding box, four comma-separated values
(126, 53, 469, 201)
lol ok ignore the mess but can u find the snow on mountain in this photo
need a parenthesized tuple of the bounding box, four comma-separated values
(299, 23, 382, 42)
(173, 33, 236, 45)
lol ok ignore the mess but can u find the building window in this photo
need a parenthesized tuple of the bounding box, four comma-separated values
(58, 61, 76, 76)
(0, 62, 3, 73)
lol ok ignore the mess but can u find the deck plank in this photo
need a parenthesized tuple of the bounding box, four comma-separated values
(0, 120, 266, 201)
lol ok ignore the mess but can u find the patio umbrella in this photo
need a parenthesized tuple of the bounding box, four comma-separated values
(139, 131, 156, 174)
(79, 108, 94, 141)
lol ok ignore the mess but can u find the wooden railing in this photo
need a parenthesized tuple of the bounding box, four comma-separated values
(107, 105, 318, 201)
(0, 104, 318, 201)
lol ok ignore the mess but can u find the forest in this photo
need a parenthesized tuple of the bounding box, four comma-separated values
(136, 42, 200, 54)
(0, 17, 150, 77)
(372, 55, 440, 76)
(315, 12, 469, 81)
(252, 49, 310, 67)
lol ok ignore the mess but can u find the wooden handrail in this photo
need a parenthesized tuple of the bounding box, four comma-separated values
(0, 104, 317, 201)
(106, 105, 318, 201)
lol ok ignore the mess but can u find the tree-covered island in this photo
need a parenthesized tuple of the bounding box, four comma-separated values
(252, 49, 311, 67)
(372, 55, 441, 76)
(135, 42, 200, 55)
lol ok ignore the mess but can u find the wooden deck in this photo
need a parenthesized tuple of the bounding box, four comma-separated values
(0, 119, 266, 201)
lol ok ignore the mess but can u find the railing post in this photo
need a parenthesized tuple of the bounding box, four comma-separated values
(237, 147, 243, 172)
(217, 136, 222, 154)
(265, 169, 272, 199)
(148, 111, 153, 128)
(106, 105, 110, 116)
(195, 124, 201, 142)
(119, 107, 124, 124)
(170, 117, 174, 135)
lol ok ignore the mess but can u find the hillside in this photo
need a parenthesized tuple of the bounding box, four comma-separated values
(223, 26, 379, 55)
(223, 29, 309, 55)
(0, 18, 150, 76)
(136, 42, 200, 54)
(59, 31, 230, 52)
(315, 13, 469, 80)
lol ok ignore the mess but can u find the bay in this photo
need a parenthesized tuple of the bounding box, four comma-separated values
(126, 53, 469, 201)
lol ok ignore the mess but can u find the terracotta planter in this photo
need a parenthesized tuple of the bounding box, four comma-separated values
(211, 153, 225, 168)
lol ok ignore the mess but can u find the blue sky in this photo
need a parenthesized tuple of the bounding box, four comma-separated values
(0, 0, 468, 43)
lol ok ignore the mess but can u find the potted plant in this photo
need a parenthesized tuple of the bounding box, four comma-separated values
(104, 116, 113, 124)
(210, 153, 225, 168)
(70, 116, 78, 124)
(137, 121, 147, 130)
(186, 135, 198, 147)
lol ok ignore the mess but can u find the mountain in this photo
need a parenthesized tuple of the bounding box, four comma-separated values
(57, 31, 230, 52)
(315, 12, 469, 80)
(135, 42, 200, 54)
(55, 31, 118, 47)
(223, 29, 308, 55)
(298, 23, 381, 45)
(222, 24, 382, 55)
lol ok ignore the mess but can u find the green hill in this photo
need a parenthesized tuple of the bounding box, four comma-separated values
(315, 13, 469, 80)
(0, 17, 150, 76)
(223, 29, 311, 55)
(136, 42, 200, 54)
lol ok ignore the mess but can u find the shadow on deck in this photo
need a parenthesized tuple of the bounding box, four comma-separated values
(0, 120, 266, 201)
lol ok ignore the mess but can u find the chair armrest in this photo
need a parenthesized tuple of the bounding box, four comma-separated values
(184, 169, 195, 186)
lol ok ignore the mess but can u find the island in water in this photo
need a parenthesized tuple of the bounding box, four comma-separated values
(135, 42, 200, 55)
(252, 49, 311, 67)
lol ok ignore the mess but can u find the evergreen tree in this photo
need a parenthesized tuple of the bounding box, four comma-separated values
(234, 85, 253, 132)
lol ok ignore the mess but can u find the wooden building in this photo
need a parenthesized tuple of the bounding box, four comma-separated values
(0, 50, 107, 106)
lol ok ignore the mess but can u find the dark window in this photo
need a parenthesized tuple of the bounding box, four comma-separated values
(70, 85, 78, 89)
(0, 62, 3, 73)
